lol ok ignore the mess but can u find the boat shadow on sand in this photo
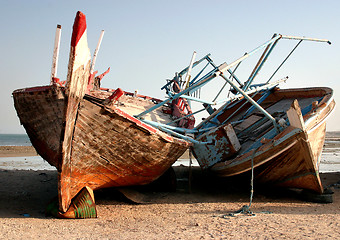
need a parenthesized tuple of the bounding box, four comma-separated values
(0, 167, 339, 219)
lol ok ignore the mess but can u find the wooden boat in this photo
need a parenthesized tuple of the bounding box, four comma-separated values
(193, 87, 335, 194)
(147, 34, 334, 195)
(12, 11, 191, 218)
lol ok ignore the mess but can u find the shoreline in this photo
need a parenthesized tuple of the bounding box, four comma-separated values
(0, 130, 338, 158)
(1, 144, 339, 171)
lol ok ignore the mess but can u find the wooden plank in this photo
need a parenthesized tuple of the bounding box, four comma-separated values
(59, 11, 91, 213)
(234, 115, 262, 131)
(223, 124, 241, 153)
(287, 99, 305, 130)
(12, 87, 64, 168)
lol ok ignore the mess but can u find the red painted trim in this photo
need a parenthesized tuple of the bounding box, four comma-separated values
(96, 67, 110, 81)
(113, 107, 162, 135)
(108, 88, 124, 102)
(86, 71, 97, 93)
(71, 11, 87, 48)
(99, 87, 164, 103)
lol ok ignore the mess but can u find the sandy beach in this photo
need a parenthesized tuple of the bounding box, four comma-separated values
(0, 145, 339, 239)
(0, 146, 37, 157)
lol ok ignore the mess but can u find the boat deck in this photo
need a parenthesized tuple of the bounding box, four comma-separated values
(87, 91, 176, 126)
(232, 96, 321, 155)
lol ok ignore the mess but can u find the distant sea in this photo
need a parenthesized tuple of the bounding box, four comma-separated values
(0, 134, 32, 146)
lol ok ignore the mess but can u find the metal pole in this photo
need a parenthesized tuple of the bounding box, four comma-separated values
(135, 70, 217, 118)
(207, 55, 243, 86)
(90, 30, 105, 74)
(184, 51, 197, 89)
(50, 24, 62, 84)
(178, 54, 211, 77)
(167, 108, 206, 125)
(218, 35, 282, 75)
(189, 62, 210, 85)
(216, 68, 280, 132)
(281, 35, 331, 44)
(180, 95, 216, 105)
(266, 40, 302, 83)
(243, 34, 279, 90)
(142, 119, 197, 134)
(213, 60, 242, 102)
(158, 126, 211, 145)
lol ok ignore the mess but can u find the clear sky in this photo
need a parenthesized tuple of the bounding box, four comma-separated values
(1, 0, 339, 133)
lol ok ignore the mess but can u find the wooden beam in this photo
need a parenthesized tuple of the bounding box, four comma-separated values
(287, 99, 306, 131)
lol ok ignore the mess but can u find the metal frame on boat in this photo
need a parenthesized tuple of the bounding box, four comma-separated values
(134, 33, 334, 194)
(12, 11, 335, 218)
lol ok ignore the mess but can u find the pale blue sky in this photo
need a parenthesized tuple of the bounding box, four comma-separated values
(1, 0, 339, 133)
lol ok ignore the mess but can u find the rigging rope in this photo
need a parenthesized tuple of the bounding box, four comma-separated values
(222, 146, 260, 217)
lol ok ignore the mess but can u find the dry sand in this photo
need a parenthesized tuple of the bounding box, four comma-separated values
(0, 147, 339, 239)
(0, 146, 37, 157)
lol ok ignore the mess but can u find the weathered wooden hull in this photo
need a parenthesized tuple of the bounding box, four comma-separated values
(13, 85, 190, 212)
(13, 86, 64, 168)
(12, 11, 192, 216)
(60, 92, 190, 210)
(195, 87, 335, 193)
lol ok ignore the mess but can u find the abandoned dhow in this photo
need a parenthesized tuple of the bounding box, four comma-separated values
(194, 87, 335, 194)
(12, 11, 192, 218)
(149, 34, 335, 195)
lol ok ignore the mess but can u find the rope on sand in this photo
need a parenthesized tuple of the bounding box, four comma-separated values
(221, 146, 273, 218)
